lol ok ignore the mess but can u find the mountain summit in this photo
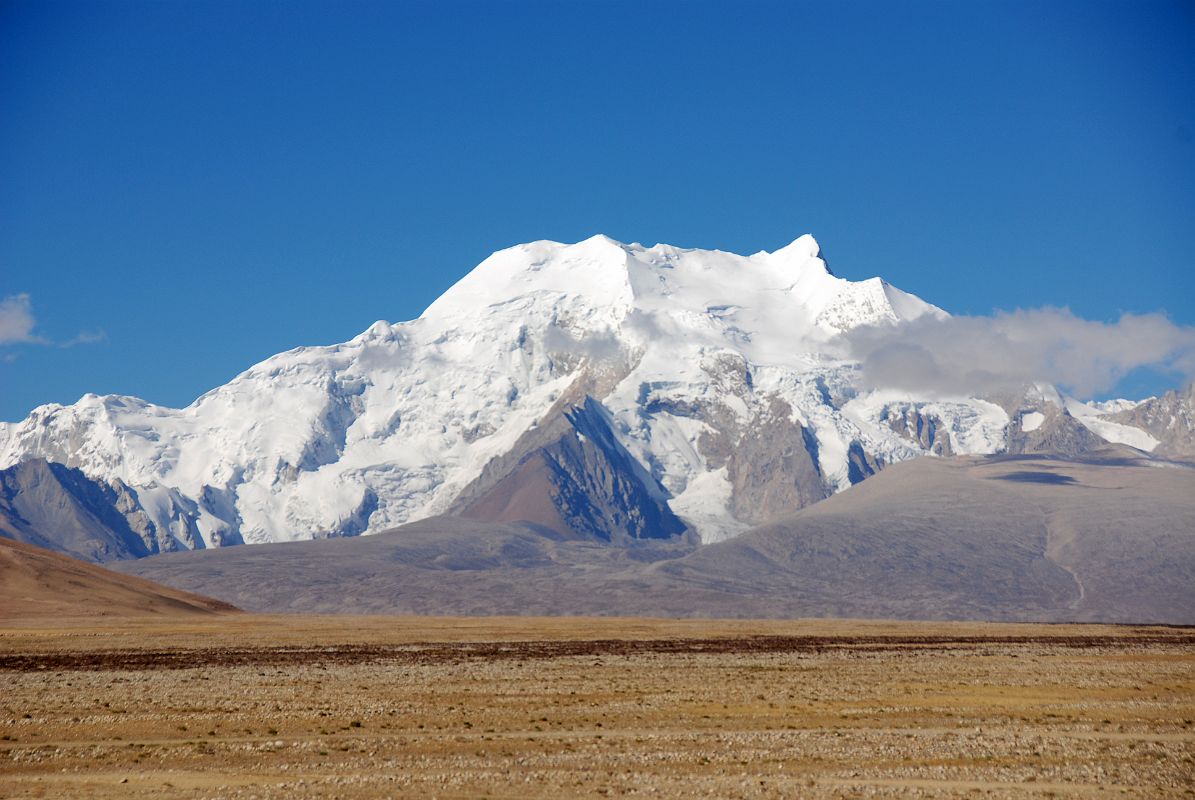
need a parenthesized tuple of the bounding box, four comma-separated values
(0, 234, 1186, 554)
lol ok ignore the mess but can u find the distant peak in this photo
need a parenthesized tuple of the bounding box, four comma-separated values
(580, 233, 622, 246)
(768, 234, 833, 275)
(354, 320, 395, 342)
(774, 233, 820, 257)
(572, 233, 632, 255)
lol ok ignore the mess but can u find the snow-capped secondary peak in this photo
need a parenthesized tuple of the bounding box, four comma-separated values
(765, 233, 830, 272)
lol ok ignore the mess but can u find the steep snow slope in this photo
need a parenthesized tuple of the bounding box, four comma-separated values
(1067, 399, 1160, 452)
(0, 233, 1159, 549)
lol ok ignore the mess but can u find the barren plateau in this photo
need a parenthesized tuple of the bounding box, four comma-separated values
(2, 616, 1193, 798)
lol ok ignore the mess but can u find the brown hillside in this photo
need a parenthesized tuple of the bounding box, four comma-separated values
(0, 537, 238, 620)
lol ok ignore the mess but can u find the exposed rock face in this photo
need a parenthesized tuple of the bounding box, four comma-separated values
(722, 398, 829, 526)
(846, 441, 883, 484)
(1006, 405, 1107, 456)
(547, 400, 687, 542)
(0, 459, 164, 562)
(445, 351, 846, 538)
(455, 397, 686, 543)
(880, 405, 954, 456)
(984, 387, 1110, 457)
(108, 477, 159, 549)
(640, 355, 837, 530)
(1109, 383, 1195, 458)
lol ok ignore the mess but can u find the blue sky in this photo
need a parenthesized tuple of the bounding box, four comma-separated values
(2, 0, 1193, 420)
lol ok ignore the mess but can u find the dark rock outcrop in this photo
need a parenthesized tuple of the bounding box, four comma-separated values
(1110, 383, 1195, 458)
(454, 397, 686, 543)
(0, 459, 158, 562)
(1006, 406, 1107, 456)
(880, 404, 954, 456)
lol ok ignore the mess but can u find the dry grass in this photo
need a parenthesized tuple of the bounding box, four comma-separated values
(2, 616, 1193, 798)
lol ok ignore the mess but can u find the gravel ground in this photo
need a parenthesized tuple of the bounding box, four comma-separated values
(2, 617, 1192, 798)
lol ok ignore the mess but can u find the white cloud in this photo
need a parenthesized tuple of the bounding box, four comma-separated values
(543, 323, 624, 362)
(0, 293, 44, 345)
(839, 307, 1195, 399)
(0, 293, 106, 352)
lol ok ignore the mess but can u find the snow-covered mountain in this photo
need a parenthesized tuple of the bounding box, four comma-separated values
(1, 234, 1187, 554)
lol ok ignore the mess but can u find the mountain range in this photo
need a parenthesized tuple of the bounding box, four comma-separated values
(4, 235, 1191, 550)
(1, 234, 1193, 621)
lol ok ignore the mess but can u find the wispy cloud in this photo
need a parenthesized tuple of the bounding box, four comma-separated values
(839, 308, 1195, 399)
(0, 293, 107, 354)
(61, 329, 108, 348)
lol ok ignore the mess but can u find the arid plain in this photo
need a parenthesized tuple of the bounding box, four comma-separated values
(2, 615, 1193, 799)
